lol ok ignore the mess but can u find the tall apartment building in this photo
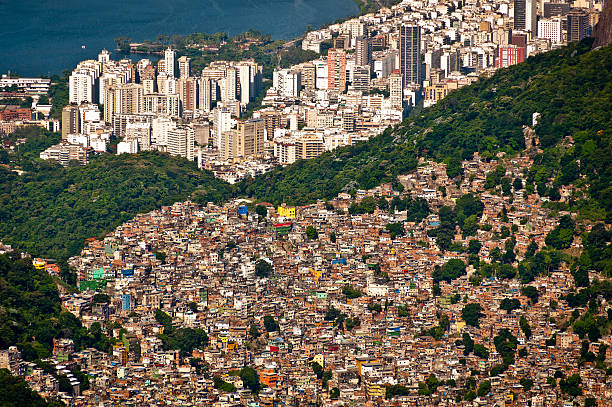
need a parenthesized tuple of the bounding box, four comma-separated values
(61, 105, 79, 139)
(313, 59, 328, 90)
(213, 107, 232, 149)
(198, 78, 214, 112)
(543, 2, 570, 18)
(236, 61, 262, 105)
(273, 69, 302, 97)
(221, 67, 237, 102)
(104, 83, 144, 123)
(355, 36, 372, 67)
(238, 118, 265, 157)
(260, 111, 283, 140)
(69, 72, 94, 104)
(124, 122, 152, 150)
(178, 56, 190, 79)
(514, 0, 537, 35)
(400, 23, 422, 87)
(152, 116, 176, 146)
(112, 113, 154, 139)
(178, 78, 197, 112)
(538, 18, 563, 43)
(167, 127, 195, 161)
(219, 129, 240, 162)
(296, 133, 325, 160)
(327, 49, 347, 93)
(351, 65, 370, 93)
(389, 72, 403, 109)
(295, 63, 316, 91)
(567, 9, 590, 42)
(142, 93, 181, 117)
(164, 48, 176, 78)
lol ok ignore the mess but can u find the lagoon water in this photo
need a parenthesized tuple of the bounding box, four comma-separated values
(0, 0, 358, 76)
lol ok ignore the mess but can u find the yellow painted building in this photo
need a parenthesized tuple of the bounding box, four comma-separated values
(277, 206, 296, 218)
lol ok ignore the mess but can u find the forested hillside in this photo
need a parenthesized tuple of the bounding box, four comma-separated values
(0, 152, 234, 261)
(240, 39, 612, 219)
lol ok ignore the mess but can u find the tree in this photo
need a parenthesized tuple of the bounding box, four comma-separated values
(521, 286, 539, 303)
(255, 259, 272, 278)
(462, 332, 474, 355)
(385, 384, 410, 399)
(494, 329, 518, 365)
(92, 293, 110, 304)
(462, 303, 484, 327)
(255, 204, 267, 219)
(468, 239, 482, 254)
(330, 387, 340, 399)
(433, 259, 467, 283)
(330, 231, 336, 243)
(474, 343, 489, 359)
(519, 377, 533, 391)
(462, 215, 479, 237)
(385, 222, 405, 239)
(305, 225, 318, 240)
(545, 215, 575, 249)
(263, 315, 279, 332)
(312, 361, 323, 379)
(559, 374, 582, 396)
(249, 324, 260, 338)
(359, 196, 377, 213)
(519, 316, 532, 339)
(0, 369, 63, 407)
(239, 366, 261, 393)
(155, 309, 173, 332)
(500, 298, 521, 313)
(477, 380, 491, 397)
(213, 376, 237, 393)
(513, 177, 523, 190)
(525, 240, 538, 257)
(342, 285, 362, 299)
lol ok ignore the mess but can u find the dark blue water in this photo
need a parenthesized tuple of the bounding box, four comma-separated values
(0, 0, 358, 76)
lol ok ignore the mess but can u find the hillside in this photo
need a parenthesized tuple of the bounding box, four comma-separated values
(0, 152, 234, 262)
(239, 39, 612, 219)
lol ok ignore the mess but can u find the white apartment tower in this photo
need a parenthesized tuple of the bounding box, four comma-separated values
(178, 56, 190, 79)
(538, 18, 562, 44)
(213, 107, 232, 149)
(69, 72, 94, 104)
(167, 127, 195, 161)
(164, 48, 176, 78)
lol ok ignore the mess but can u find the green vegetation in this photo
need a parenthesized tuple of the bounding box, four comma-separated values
(494, 329, 518, 366)
(342, 285, 362, 299)
(49, 72, 69, 120)
(559, 373, 582, 396)
(385, 384, 410, 399)
(499, 298, 521, 313)
(239, 366, 261, 393)
(255, 259, 273, 278)
(0, 253, 113, 360)
(305, 225, 319, 240)
(213, 376, 237, 393)
(433, 259, 467, 283)
(385, 222, 405, 239)
(155, 309, 209, 356)
(0, 369, 65, 407)
(0, 152, 233, 262)
(461, 303, 484, 327)
(263, 315, 279, 332)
